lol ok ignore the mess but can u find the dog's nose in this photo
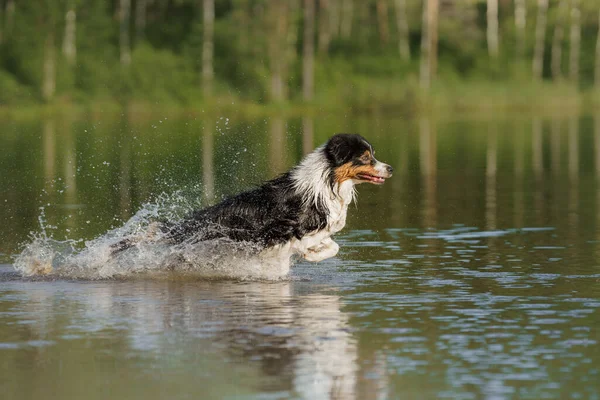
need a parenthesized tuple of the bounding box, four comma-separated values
(386, 165, 394, 174)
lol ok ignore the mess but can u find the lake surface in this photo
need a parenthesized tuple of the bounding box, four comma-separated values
(1, 111, 599, 399)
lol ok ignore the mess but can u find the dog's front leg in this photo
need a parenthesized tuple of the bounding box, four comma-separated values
(303, 237, 339, 262)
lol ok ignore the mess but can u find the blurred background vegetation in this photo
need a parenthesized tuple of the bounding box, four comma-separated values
(0, 0, 600, 113)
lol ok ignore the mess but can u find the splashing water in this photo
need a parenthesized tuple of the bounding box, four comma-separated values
(13, 190, 293, 281)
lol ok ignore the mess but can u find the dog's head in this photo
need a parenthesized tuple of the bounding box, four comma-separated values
(324, 133, 393, 185)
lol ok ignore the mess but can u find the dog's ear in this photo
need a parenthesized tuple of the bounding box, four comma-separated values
(325, 133, 366, 165)
(325, 133, 353, 165)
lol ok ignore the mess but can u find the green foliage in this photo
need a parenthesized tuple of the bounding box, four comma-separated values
(0, 0, 599, 109)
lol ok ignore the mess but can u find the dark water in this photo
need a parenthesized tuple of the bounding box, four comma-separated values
(1, 112, 599, 399)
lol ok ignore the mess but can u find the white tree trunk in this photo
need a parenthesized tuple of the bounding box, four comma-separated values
(514, 0, 526, 58)
(0, 2, 3, 44)
(43, 33, 56, 101)
(268, 1, 289, 102)
(532, 0, 548, 80)
(340, 0, 353, 39)
(394, 0, 410, 61)
(1, 0, 15, 43)
(202, 0, 214, 97)
(487, 0, 499, 59)
(329, 0, 340, 38)
(119, 0, 131, 66)
(420, 0, 438, 90)
(595, 10, 600, 86)
(318, 0, 330, 54)
(551, 0, 568, 80)
(135, 0, 147, 43)
(303, 0, 316, 101)
(62, 8, 77, 66)
(569, 0, 581, 83)
(376, 0, 389, 45)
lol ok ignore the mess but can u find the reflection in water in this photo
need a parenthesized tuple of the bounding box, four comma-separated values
(514, 124, 525, 228)
(532, 117, 543, 180)
(532, 118, 545, 225)
(568, 117, 579, 234)
(568, 117, 579, 181)
(120, 117, 132, 219)
(269, 116, 287, 175)
(551, 119, 561, 177)
(202, 120, 215, 203)
(1, 279, 358, 400)
(1, 113, 600, 399)
(419, 117, 436, 228)
(486, 126, 497, 230)
(43, 119, 56, 192)
(596, 116, 600, 178)
(63, 116, 77, 208)
(302, 117, 314, 155)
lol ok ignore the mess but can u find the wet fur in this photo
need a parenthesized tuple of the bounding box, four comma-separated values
(112, 133, 392, 264)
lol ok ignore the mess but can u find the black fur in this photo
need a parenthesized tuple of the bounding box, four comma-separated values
(111, 133, 377, 254)
(165, 172, 328, 247)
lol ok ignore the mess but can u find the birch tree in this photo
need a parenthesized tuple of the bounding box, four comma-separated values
(318, 0, 330, 54)
(551, 0, 568, 80)
(267, 1, 290, 101)
(514, 0, 526, 58)
(394, 0, 410, 60)
(340, 0, 353, 39)
(202, 0, 214, 97)
(487, 0, 499, 59)
(532, 0, 548, 80)
(303, 0, 316, 101)
(42, 33, 56, 101)
(135, 0, 147, 43)
(0, 1, 3, 44)
(1, 0, 16, 44)
(420, 0, 439, 90)
(62, 4, 77, 66)
(119, 0, 131, 66)
(596, 10, 600, 86)
(376, 0, 389, 45)
(569, 0, 581, 83)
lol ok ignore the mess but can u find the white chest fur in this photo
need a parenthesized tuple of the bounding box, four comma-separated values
(327, 180, 354, 233)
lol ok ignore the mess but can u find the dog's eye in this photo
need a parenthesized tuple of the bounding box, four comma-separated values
(360, 155, 370, 163)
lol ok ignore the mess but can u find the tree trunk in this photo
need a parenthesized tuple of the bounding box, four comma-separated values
(340, 0, 353, 39)
(596, 11, 600, 86)
(420, 0, 438, 90)
(551, 0, 568, 80)
(62, 7, 77, 66)
(514, 0, 526, 58)
(0, 1, 3, 44)
(394, 0, 410, 61)
(119, 0, 132, 66)
(532, 0, 548, 80)
(2, 0, 15, 43)
(268, 1, 290, 102)
(135, 0, 147, 44)
(329, 0, 340, 39)
(303, 0, 315, 101)
(569, 0, 581, 83)
(42, 32, 56, 101)
(202, 0, 214, 97)
(318, 0, 330, 54)
(487, 0, 499, 59)
(376, 0, 389, 45)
